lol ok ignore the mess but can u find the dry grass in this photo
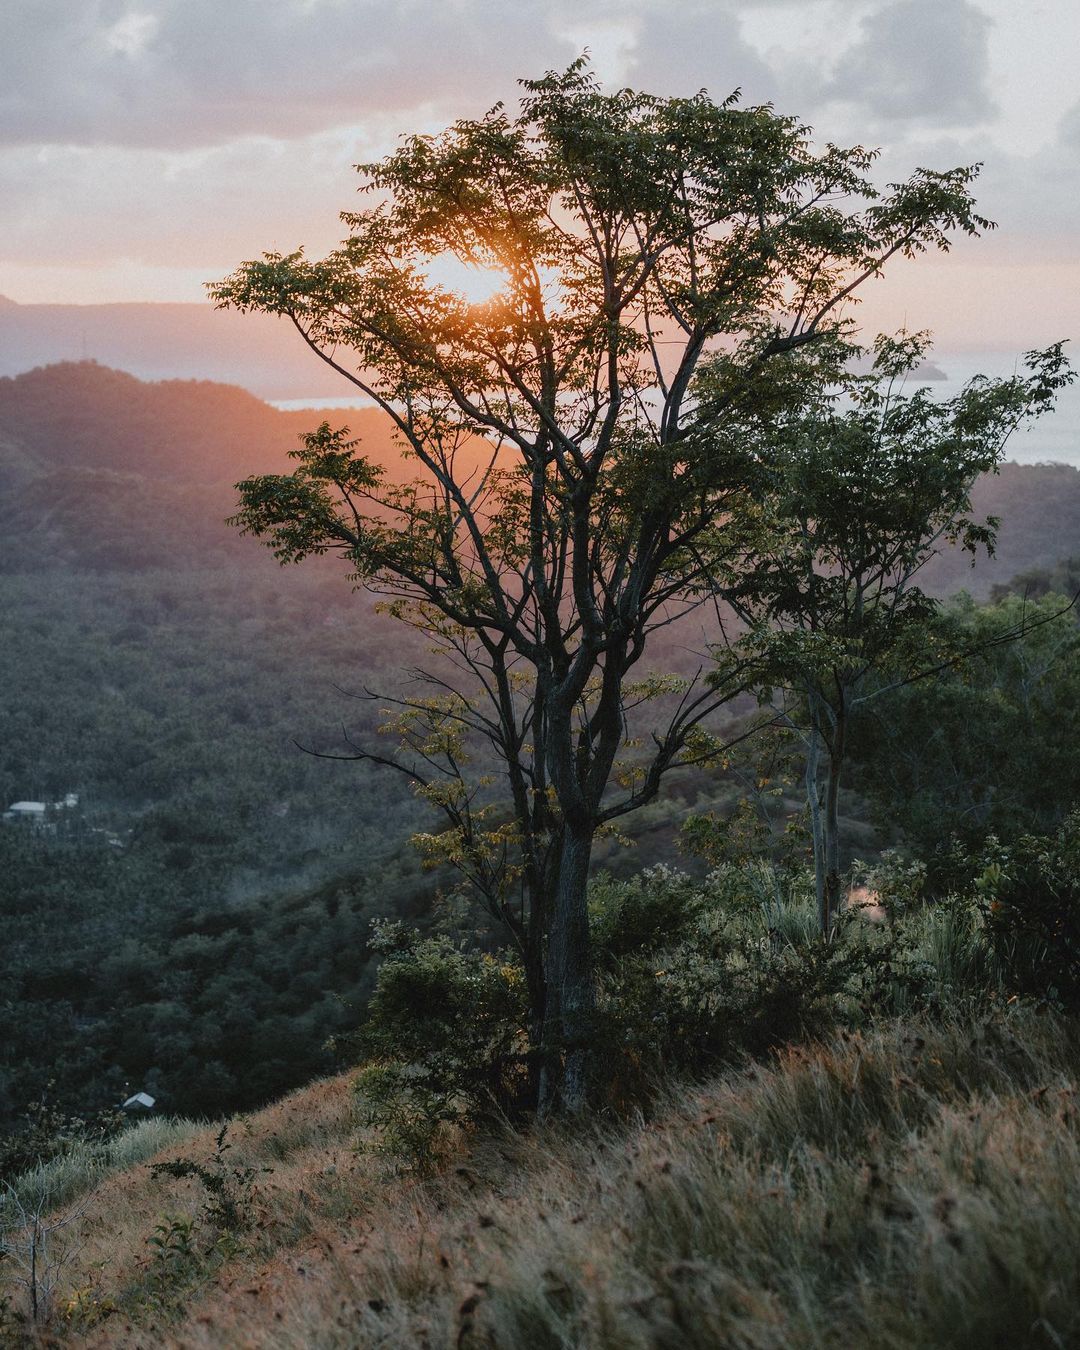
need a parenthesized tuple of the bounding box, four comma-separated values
(5, 1010, 1080, 1348)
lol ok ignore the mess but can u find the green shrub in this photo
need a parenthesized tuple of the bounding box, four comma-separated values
(148, 1125, 269, 1234)
(587, 857, 1036, 1108)
(346, 857, 1038, 1150)
(589, 865, 706, 965)
(0, 1089, 123, 1187)
(962, 810, 1080, 1008)
(349, 922, 531, 1169)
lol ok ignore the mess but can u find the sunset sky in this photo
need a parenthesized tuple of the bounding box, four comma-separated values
(2, 0, 1079, 357)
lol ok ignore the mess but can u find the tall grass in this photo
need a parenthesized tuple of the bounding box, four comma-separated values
(5, 1009, 1076, 1347)
(1, 1117, 201, 1220)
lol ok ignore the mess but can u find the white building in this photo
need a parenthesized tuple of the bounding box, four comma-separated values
(4, 801, 48, 824)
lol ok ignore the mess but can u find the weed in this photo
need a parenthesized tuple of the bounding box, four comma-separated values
(148, 1124, 269, 1234)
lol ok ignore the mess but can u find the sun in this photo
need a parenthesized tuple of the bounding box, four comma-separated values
(425, 253, 508, 306)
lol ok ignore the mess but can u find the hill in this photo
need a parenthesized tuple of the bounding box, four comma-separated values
(2, 1009, 1078, 1346)
(0, 362, 499, 572)
(0, 361, 1077, 1143)
(2, 361, 1077, 588)
(0, 363, 436, 1129)
(921, 460, 1080, 599)
(0, 300, 352, 400)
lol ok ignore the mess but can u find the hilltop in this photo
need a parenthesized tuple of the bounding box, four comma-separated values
(1, 359, 1078, 1209)
(0, 300, 350, 400)
(3, 1009, 1079, 1346)
(1, 360, 1077, 588)
(0, 362, 496, 571)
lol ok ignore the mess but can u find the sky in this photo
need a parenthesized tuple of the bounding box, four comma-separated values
(2, 0, 1079, 358)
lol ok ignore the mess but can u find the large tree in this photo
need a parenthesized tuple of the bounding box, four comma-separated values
(212, 60, 998, 1109)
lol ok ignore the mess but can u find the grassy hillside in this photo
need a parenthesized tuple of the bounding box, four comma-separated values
(3, 1009, 1079, 1347)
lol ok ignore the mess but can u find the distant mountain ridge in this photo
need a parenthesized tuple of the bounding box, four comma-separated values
(0, 362, 395, 572)
(0, 297, 352, 399)
(0, 360, 396, 484)
(0, 360, 1077, 594)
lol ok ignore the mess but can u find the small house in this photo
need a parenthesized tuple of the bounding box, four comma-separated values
(4, 801, 48, 825)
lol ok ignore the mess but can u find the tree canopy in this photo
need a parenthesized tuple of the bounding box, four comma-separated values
(212, 59, 1012, 1110)
(713, 331, 1074, 930)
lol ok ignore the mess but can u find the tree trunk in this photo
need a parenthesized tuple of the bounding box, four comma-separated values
(522, 844, 556, 1105)
(538, 821, 595, 1115)
(822, 712, 847, 936)
(805, 728, 827, 935)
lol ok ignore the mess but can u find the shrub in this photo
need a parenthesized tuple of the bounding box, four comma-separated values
(349, 922, 531, 1169)
(0, 1090, 123, 1188)
(963, 810, 1080, 1008)
(148, 1125, 269, 1234)
(588, 865, 706, 965)
(347, 857, 1033, 1151)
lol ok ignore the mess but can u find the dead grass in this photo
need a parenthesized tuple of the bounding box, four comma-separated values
(5, 1010, 1080, 1348)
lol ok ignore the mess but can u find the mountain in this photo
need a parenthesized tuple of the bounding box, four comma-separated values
(0, 297, 354, 399)
(0, 359, 394, 483)
(0, 362, 404, 571)
(922, 461, 1080, 599)
(2, 360, 1077, 591)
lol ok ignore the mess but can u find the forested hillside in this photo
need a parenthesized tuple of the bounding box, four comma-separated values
(2, 361, 1078, 1133)
(0, 365, 437, 1124)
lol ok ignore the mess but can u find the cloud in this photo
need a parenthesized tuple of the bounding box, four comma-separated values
(824, 0, 996, 127)
(0, 0, 578, 150)
(1058, 99, 1080, 153)
(622, 4, 778, 103)
(0, 130, 376, 277)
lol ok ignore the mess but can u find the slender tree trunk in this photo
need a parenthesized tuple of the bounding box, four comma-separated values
(822, 712, 847, 936)
(523, 841, 557, 1104)
(822, 757, 841, 935)
(539, 820, 595, 1114)
(805, 728, 827, 934)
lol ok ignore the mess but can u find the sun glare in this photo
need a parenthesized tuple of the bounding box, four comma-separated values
(425, 253, 508, 305)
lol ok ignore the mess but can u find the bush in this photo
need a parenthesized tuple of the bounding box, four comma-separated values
(0, 1090, 123, 1187)
(586, 864, 945, 1111)
(148, 1125, 268, 1234)
(346, 857, 1038, 1154)
(348, 922, 531, 1169)
(588, 865, 706, 965)
(961, 810, 1080, 1009)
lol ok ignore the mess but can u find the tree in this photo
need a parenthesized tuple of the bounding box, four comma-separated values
(848, 589, 1080, 861)
(211, 60, 1001, 1109)
(714, 332, 1074, 934)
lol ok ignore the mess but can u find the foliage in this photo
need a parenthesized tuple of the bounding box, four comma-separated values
(713, 331, 1074, 932)
(148, 1125, 269, 1235)
(211, 57, 1009, 1109)
(347, 859, 1022, 1152)
(849, 590, 1080, 857)
(0, 1090, 123, 1188)
(143, 1215, 199, 1312)
(951, 811, 1080, 1010)
(350, 922, 531, 1169)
